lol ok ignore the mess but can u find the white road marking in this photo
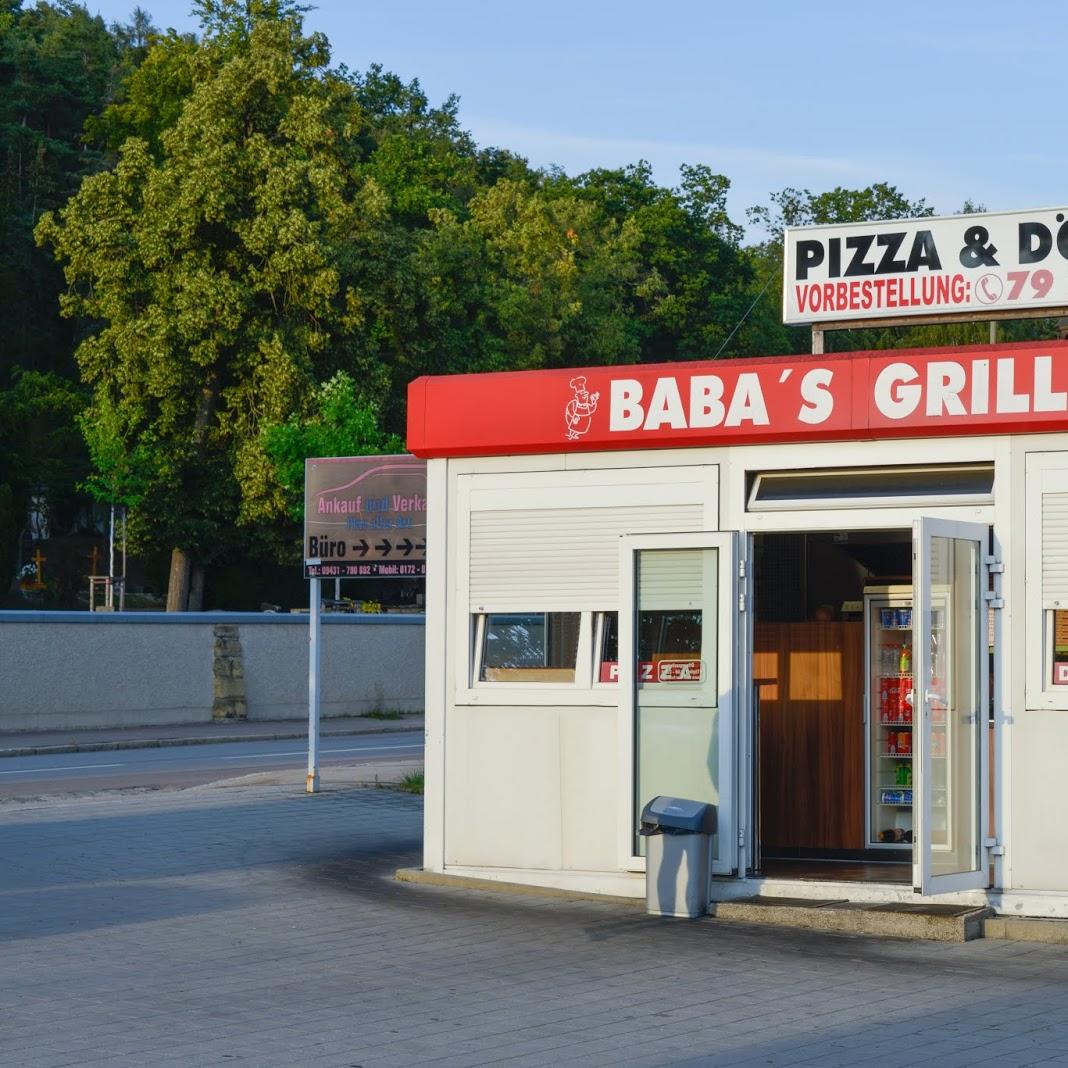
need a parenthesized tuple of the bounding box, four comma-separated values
(0, 742, 424, 779)
(0, 762, 124, 776)
(324, 744, 424, 754)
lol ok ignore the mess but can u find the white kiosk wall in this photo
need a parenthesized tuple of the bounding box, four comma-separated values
(441, 462, 718, 880)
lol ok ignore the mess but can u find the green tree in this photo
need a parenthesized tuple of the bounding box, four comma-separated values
(408, 177, 643, 384)
(78, 387, 154, 512)
(0, 1, 124, 375)
(85, 23, 195, 157)
(253, 370, 402, 529)
(36, 2, 387, 609)
(0, 2, 135, 595)
(0, 368, 85, 598)
(747, 182, 932, 240)
(561, 162, 768, 362)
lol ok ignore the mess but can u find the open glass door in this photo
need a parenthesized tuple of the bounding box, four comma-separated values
(913, 518, 990, 895)
(619, 533, 738, 876)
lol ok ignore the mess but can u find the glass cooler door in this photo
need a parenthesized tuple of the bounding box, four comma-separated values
(868, 593, 914, 848)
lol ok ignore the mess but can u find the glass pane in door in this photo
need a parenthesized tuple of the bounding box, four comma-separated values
(633, 548, 719, 858)
(927, 536, 981, 878)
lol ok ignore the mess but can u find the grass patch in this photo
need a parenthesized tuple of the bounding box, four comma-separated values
(398, 771, 424, 795)
(362, 709, 405, 721)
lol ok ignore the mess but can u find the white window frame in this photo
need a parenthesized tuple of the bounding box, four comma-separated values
(455, 464, 718, 707)
(1025, 452, 1068, 710)
(618, 531, 739, 875)
(912, 516, 991, 896)
(591, 610, 617, 691)
(747, 463, 995, 513)
(471, 610, 593, 690)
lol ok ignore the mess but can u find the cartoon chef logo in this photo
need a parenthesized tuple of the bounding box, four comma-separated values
(564, 376, 600, 441)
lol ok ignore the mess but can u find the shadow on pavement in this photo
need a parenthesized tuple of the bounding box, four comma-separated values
(0, 788, 423, 940)
(0, 881, 245, 942)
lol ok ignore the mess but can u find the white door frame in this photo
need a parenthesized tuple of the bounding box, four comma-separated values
(912, 516, 992, 895)
(618, 531, 739, 875)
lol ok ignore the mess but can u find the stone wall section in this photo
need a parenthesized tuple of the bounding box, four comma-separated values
(211, 624, 247, 721)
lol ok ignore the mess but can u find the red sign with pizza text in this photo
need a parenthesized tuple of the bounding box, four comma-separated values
(407, 340, 1068, 458)
(784, 207, 1068, 325)
(599, 660, 706, 683)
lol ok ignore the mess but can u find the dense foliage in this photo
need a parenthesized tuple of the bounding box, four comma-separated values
(0, 0, 1055, 608)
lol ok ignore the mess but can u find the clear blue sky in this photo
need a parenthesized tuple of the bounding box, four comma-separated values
(85, 0, 1068, 238)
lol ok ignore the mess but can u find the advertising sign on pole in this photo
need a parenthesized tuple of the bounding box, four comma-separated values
(783, 206, 1068, 325)
(304, 455, 427, 579)
(303, 453, 427, 793)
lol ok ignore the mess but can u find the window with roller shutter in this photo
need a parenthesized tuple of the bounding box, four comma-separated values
(459, 466, 715, 691)
(1025, 453, 1068, 706)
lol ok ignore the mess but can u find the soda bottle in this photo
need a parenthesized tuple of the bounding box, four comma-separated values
(899, 642, 911, 674)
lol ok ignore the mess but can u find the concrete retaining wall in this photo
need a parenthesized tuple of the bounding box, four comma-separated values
(0, 612, 424, 732)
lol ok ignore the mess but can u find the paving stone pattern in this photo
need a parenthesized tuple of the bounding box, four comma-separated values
(3, 785, 1068, 1067)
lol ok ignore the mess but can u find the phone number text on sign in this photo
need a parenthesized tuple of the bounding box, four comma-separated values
(305, 561, 426, 578)
(784, 207, 1068, 324)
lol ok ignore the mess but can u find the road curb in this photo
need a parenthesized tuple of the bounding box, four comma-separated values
(0, 723, 423, 759)
(395, 867, 644, 907)
(198, 759, 424, 791)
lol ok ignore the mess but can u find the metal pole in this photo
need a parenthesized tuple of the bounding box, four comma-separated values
(989, 320, 998, 345)
(334, 577, 340, 601)
(307, 577, 321, 793)
(120, 509, 127, 611)
(108, 502, 115, 609)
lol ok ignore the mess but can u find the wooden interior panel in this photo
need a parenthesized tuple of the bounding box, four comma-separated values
(756, 621, 865, 851)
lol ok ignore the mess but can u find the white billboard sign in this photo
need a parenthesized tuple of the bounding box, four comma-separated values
(783, 206, 1068, 325)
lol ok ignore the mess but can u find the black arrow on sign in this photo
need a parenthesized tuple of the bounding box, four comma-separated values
(375, 538, 392, 554)
(397, 538, 413, 556)
(415, 540, 426, 553)
(353, 539, 369, 556)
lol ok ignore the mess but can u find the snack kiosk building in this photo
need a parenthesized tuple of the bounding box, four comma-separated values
(407, 339, 1068, 916)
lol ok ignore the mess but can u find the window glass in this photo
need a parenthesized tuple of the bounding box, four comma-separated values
(598, 612, 619, 681)
(480, 612, 580, 682)
(632, 547, 719, 859)
(748, 463, 994, 509)
(1052, 610, 1068, 686)
(638, 610, 703, 663)
(598, 609, 704, 683)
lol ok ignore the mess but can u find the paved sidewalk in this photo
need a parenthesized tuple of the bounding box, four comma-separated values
(0, 713, 424, 757)
(4, 783, 1068, 1067)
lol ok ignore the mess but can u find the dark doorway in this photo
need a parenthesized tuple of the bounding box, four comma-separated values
(753, 531, 912, 883)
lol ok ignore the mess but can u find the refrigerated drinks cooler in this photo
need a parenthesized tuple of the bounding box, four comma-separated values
(865, 584, 952, 850)
(865, 586, 916, 848)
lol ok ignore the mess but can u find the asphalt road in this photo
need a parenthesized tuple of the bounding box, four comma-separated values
(0, 731, 423, 797)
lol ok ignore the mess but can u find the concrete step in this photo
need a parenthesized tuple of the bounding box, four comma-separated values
(984, 916, 1068, 943)
(709, 896, 992, 942)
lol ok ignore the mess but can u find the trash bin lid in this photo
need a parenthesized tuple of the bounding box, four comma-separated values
(639, 795, 717, 834)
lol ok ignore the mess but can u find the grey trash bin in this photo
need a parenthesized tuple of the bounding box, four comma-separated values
(640, 796, 717, 919)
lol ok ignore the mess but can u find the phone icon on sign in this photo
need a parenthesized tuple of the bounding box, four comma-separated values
(976, 274, 1003, 304)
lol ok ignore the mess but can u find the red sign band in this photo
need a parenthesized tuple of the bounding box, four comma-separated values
(408, 340, 1068, 458)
